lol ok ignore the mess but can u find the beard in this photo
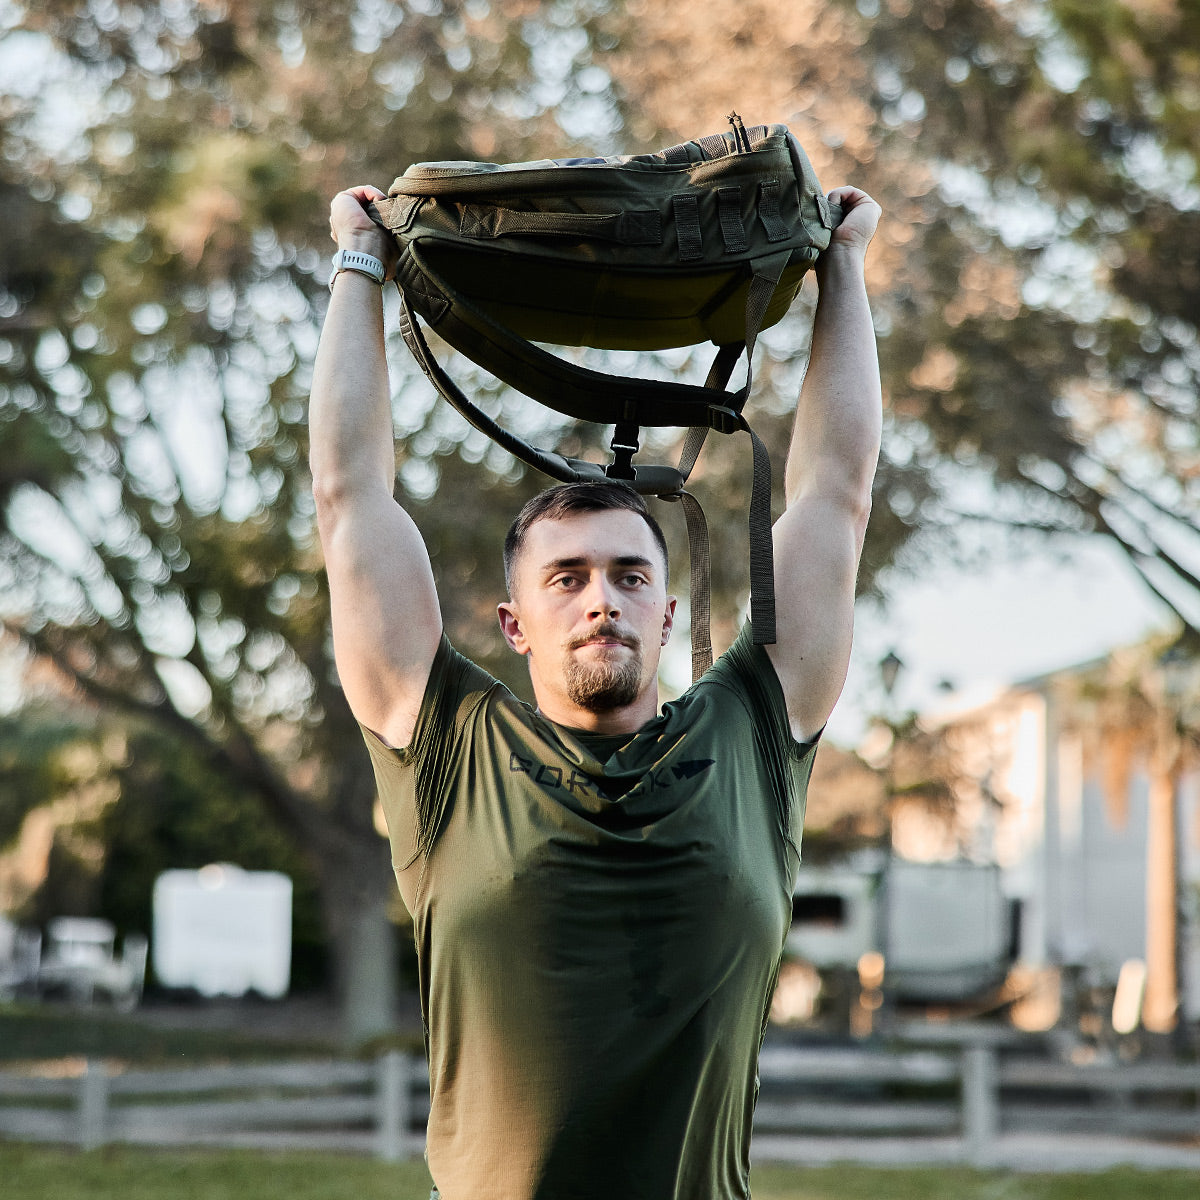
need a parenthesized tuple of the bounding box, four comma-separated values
(563, 625, 644, 713)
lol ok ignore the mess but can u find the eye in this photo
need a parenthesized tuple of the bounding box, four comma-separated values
(619, 573, 648, 588)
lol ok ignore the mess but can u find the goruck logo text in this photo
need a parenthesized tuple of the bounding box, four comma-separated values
(509, 753, 715, 801)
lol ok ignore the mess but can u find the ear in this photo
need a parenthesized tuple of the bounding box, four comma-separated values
(497, 601, 530, 655)
(661, 595, 678, 646)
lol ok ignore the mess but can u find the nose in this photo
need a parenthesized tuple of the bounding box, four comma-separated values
(583, 574, 621, 620)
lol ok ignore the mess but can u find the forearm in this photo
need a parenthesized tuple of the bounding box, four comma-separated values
(783, 243, 882, 511)
(309, 273, 395, 500)
(309, 186, 402, 504)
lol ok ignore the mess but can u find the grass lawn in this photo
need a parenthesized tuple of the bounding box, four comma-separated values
(2, 1145, 1198, 1199)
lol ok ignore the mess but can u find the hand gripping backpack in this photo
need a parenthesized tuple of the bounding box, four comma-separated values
(369, 115, 842, 680)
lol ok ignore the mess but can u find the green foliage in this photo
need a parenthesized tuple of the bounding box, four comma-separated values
(841, 0, 1200, 615)
(0, 706, 92, 846)
(0, 708, 329, 988)
(95, 723, 330, 990)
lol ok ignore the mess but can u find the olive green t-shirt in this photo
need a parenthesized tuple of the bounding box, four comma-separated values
(361, 624, 817, 1200)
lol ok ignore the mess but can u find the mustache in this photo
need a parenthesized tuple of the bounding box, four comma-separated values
(567, 622, 640, 652)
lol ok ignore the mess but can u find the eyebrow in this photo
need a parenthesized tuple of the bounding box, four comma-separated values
(540, 554, 656, 574)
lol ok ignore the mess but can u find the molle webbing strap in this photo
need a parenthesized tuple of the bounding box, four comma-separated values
(671, 195, 703, 262)
(698, 132, 732, 159)
(757, 181, 791, 243)
(717, 187, 748, 254)
(460, 205, 663, 245)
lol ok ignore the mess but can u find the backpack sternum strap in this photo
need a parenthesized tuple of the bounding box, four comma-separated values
(606, 422, 641, 481)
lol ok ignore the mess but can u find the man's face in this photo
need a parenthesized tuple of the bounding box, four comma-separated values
(497, 509, 676, 729)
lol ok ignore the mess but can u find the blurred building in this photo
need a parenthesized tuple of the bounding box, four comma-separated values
(785, 636, 1200, 1036)
(894, 638, 1200, 1032)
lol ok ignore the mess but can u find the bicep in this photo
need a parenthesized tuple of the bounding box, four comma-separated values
(765, 492, 867, 742)
(318, 489, 442, 748)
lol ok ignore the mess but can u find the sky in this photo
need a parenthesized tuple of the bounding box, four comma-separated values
(826, 531, 1173, 746)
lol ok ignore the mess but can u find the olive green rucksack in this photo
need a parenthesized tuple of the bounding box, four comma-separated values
(369, 116, 841, 679)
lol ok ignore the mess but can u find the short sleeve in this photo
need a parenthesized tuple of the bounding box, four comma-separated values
(359, 635, 498, 873)
(703, 622, 819, 862)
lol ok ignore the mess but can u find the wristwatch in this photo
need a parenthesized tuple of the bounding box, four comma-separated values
(328, 248, 387, 292)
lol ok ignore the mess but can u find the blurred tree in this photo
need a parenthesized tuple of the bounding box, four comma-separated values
(0, 704, 329, 990)
(0, 0, 622, 1042)
(602, 0, 1200, 630)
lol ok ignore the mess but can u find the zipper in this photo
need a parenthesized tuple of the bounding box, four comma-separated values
(727, 111, 753, 154)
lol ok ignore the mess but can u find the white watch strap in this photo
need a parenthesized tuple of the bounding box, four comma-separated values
(329, 248, 387, 291)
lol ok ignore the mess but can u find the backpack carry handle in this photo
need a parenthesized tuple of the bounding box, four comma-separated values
(457, 205, 664, 245)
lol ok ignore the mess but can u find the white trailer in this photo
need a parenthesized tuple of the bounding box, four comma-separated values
(152, 864, 292, 998)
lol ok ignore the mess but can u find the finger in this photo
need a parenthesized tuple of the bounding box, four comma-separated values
(827, 185, 876, 209)
(341, 184, 387, 203)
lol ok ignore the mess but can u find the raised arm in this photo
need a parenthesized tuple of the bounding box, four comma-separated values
(309, 186, 442, 748)
(765, 187, 883, 742)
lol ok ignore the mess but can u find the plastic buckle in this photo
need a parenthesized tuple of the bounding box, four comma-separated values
(606, 421, 641, 481)
(709, 406, 746, 435)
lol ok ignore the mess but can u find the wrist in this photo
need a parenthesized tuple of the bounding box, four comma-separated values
(337, 228, 393, 260)
(816, 240, 868, 284)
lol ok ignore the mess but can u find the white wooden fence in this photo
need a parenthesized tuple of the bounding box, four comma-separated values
(3, 1043, 1200, 1170)
(754, 1043, 1200, 1170)
(0, 1051, 425, 1160)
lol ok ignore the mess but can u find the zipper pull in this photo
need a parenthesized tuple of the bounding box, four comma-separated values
(727, 111, 752, 154)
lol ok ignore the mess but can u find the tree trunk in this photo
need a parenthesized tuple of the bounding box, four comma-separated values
(316, 834, 403, 1047)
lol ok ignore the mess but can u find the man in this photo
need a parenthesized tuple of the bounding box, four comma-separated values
(310, 178, 881, 1199)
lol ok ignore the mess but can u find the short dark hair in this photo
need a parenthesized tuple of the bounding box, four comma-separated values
(503, 481, 669, 596)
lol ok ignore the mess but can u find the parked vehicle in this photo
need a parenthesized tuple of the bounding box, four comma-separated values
(0, 915, 41, 1000)
(786, 854, 1016, 1014)
(36, 916, 147, 1010)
